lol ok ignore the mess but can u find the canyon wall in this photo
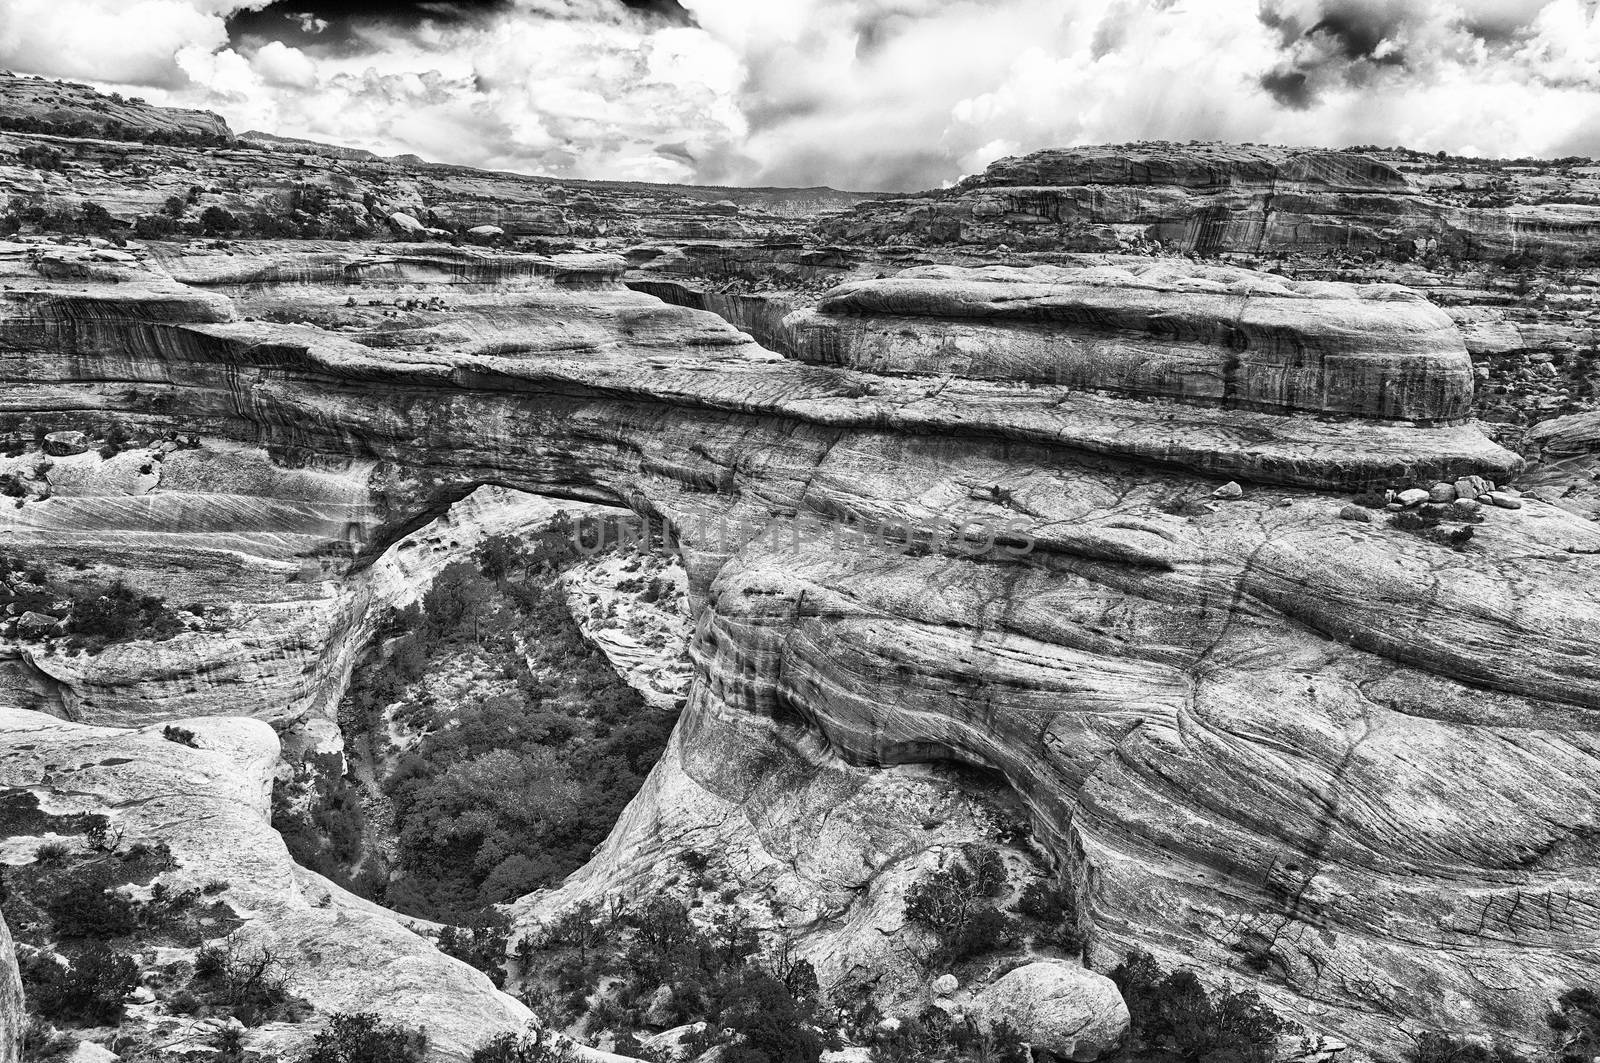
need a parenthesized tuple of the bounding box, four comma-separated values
(822, 144, 1600, 263)
(2, 236, 1597, 1057)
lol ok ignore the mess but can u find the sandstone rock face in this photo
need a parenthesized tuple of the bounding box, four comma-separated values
(0, 912, 20, 1063)
(787, 261, 1472, 420)
(822, 143, 1600, 262)
(0, 74, 231, 141)
(974, 961, 1129, 1061)
(0, 708, 529, 1062)
(2, 237, 1595, 1058)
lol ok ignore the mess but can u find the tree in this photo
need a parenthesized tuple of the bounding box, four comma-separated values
(303, 1012, 426, 1063)
(25, 944, 138, 1024)
(903, 844, 1015, 964)
(199, 206, 238, 234)
(716, 968, 823, 1063)
(423, 562, 495, 641)
(1111, 952, 1294, 1063)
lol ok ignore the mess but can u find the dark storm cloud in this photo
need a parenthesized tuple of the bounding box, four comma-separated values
(1258, 68, 1312, 108)
(619, 0, 694, 24)
(1252, 0, 1550, 111)
(226, 0, 689, 52)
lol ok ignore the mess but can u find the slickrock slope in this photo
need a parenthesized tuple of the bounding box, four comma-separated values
(0, 72, 230, 143)
(822, 143, 1600, 262)
(0, 709, 531, 1061)
(1, 235, 1595, 1056)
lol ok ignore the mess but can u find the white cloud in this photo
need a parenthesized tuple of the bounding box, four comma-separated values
(0, 0, 252, 88)
(249, 40, 317, 88)
(4, 0, 1600, 189)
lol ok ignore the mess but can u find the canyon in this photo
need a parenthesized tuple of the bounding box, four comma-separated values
(1, 78, 1599, 1063)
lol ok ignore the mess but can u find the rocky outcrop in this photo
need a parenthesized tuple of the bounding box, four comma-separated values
(0, 911, 20, 1063)
(973, 961, 1129, 1061)
(0, 73, 231, 142)
(822, 143, 1600, 262)
(0, 708, 529, 1062)
(787, 261, 1472, 420)
(2, 236, 1596, 1058)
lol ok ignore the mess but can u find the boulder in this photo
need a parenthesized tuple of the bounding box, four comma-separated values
(973, 961, 1128, 1061)
(387, 211, 425, 233)
(15, 611, 60, 638)
(1397, 488, 1431, 507)
(933, 974, 959, 997)
(468, 224, 505, 240)
(1486, 492, 1523, 510)
(1213, 481, 1243, 500)
(43, 430, 89, 456)
(1338, 505, 1373, 523)
(1428, 482, 1457, 503)
(1454, 475, 1492, 499)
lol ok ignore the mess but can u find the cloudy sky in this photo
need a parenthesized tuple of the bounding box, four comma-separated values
(2, 0, 1600, 190)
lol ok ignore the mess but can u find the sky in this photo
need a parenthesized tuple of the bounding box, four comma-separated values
(2, 0, 1600, 190)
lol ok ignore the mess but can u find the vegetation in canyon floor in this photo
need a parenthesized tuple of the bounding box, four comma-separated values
(274, 522, 680, 927)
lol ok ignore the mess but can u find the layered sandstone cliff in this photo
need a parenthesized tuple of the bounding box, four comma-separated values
(1, 232, 1595, 1058)
(822, 143, 1600, 263)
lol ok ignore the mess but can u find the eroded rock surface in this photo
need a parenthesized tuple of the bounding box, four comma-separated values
(822, 142, 1600, 262)
(788, 261, 1472, 419)
(0, 233, 1595, 1059)
(0, 911, 20, 1063)
(0, 709, 530, 1061)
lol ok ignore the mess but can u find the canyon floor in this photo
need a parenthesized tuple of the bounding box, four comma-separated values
(1, 76, 1599, 1063)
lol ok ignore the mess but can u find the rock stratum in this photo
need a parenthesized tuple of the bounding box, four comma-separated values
(0, 219, 1597, 1062)
(824, 142, 1600, 262)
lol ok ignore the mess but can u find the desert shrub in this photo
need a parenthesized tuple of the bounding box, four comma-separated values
(870, 1010, 1026, 1063)
(1406, 1032, 1529, 1063)
(79, 202, 116, 235)
(1552, 987, 1600, 1063)
(302, 1011, 427, 1063)
(715, 967, 823, 1063)
(199, 206, 238, 234)
(17, 144, 63, 170)
(24, 943, 138, 1024)
(193, 944, 226, 979)
(903, 844, 1016, 965)
(68, 580, 184, 643)
(1110, 952, 1295, 1063)
(1016, 878, 1086, 952)
(162, 724, 198, 747)
(132, 212, 178, 239)
(33, 841, 72, 866)
(436, 917, 510, 987)
(472, 1026, 574, 1063)
(192, 937, 299, 1025)
(48, 871, 138, 938)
